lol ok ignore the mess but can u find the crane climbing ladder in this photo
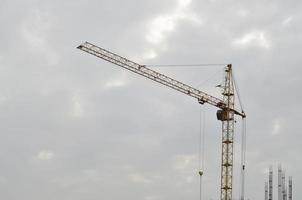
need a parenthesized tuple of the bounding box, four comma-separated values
(77, 41, 246, 200)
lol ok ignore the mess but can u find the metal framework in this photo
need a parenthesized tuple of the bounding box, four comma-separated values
(265, 182, 269, 200)
(288, 176, 292, 200)
(279, 165, 282, 200)
(220, 66, 235, 200)
(77, 41, 246, 200)
(269, 167, 273, 200)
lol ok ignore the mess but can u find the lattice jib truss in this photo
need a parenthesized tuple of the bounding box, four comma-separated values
(78, 42, 244, 118)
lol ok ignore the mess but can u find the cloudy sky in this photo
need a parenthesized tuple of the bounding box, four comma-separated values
(1, 0, 301, 199)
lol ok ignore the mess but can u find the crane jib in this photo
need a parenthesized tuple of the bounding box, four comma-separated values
(77, 42, 244, 118)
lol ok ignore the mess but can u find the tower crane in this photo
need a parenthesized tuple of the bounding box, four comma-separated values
(77, 41, 246, 200)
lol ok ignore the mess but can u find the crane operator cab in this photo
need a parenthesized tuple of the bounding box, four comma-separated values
(216, 109, 234, 121)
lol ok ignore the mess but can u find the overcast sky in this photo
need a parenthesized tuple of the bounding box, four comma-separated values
(1, 0, 301, 199)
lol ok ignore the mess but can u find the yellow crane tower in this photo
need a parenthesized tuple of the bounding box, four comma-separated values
(77, 41, 246, 200)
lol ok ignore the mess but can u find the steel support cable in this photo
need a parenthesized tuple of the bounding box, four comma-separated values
(232, 70, 245, 113)
(149, 65, 224, 96)
(147, 65, 224, 91)
(195, 67, 224, 89)
(146, 64, 228, 67)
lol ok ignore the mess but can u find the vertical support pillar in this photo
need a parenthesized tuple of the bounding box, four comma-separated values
(265, 182, 269, 200)
(269, 166, 273, 200)
(278, 165, 282, 200)
(288, 176, 292, 200)
(282, 171, 286, 200)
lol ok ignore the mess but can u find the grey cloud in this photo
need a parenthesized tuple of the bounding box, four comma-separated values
(1, 0, 301, 200)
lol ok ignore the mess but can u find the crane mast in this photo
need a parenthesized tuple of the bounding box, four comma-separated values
(220, 65, 235, 200)
(77, 41, 246, 200)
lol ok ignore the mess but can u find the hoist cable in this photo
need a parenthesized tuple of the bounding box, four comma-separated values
(200, 175, 203, 200)
(239, 118, 247, 200)
(232, 70, 247, 200)
(198, 106, 206, 200)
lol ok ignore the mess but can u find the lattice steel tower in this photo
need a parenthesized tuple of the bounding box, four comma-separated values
(220, 65, 235, 200)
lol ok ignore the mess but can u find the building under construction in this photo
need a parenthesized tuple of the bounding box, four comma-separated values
(265, 165, 292, 200)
